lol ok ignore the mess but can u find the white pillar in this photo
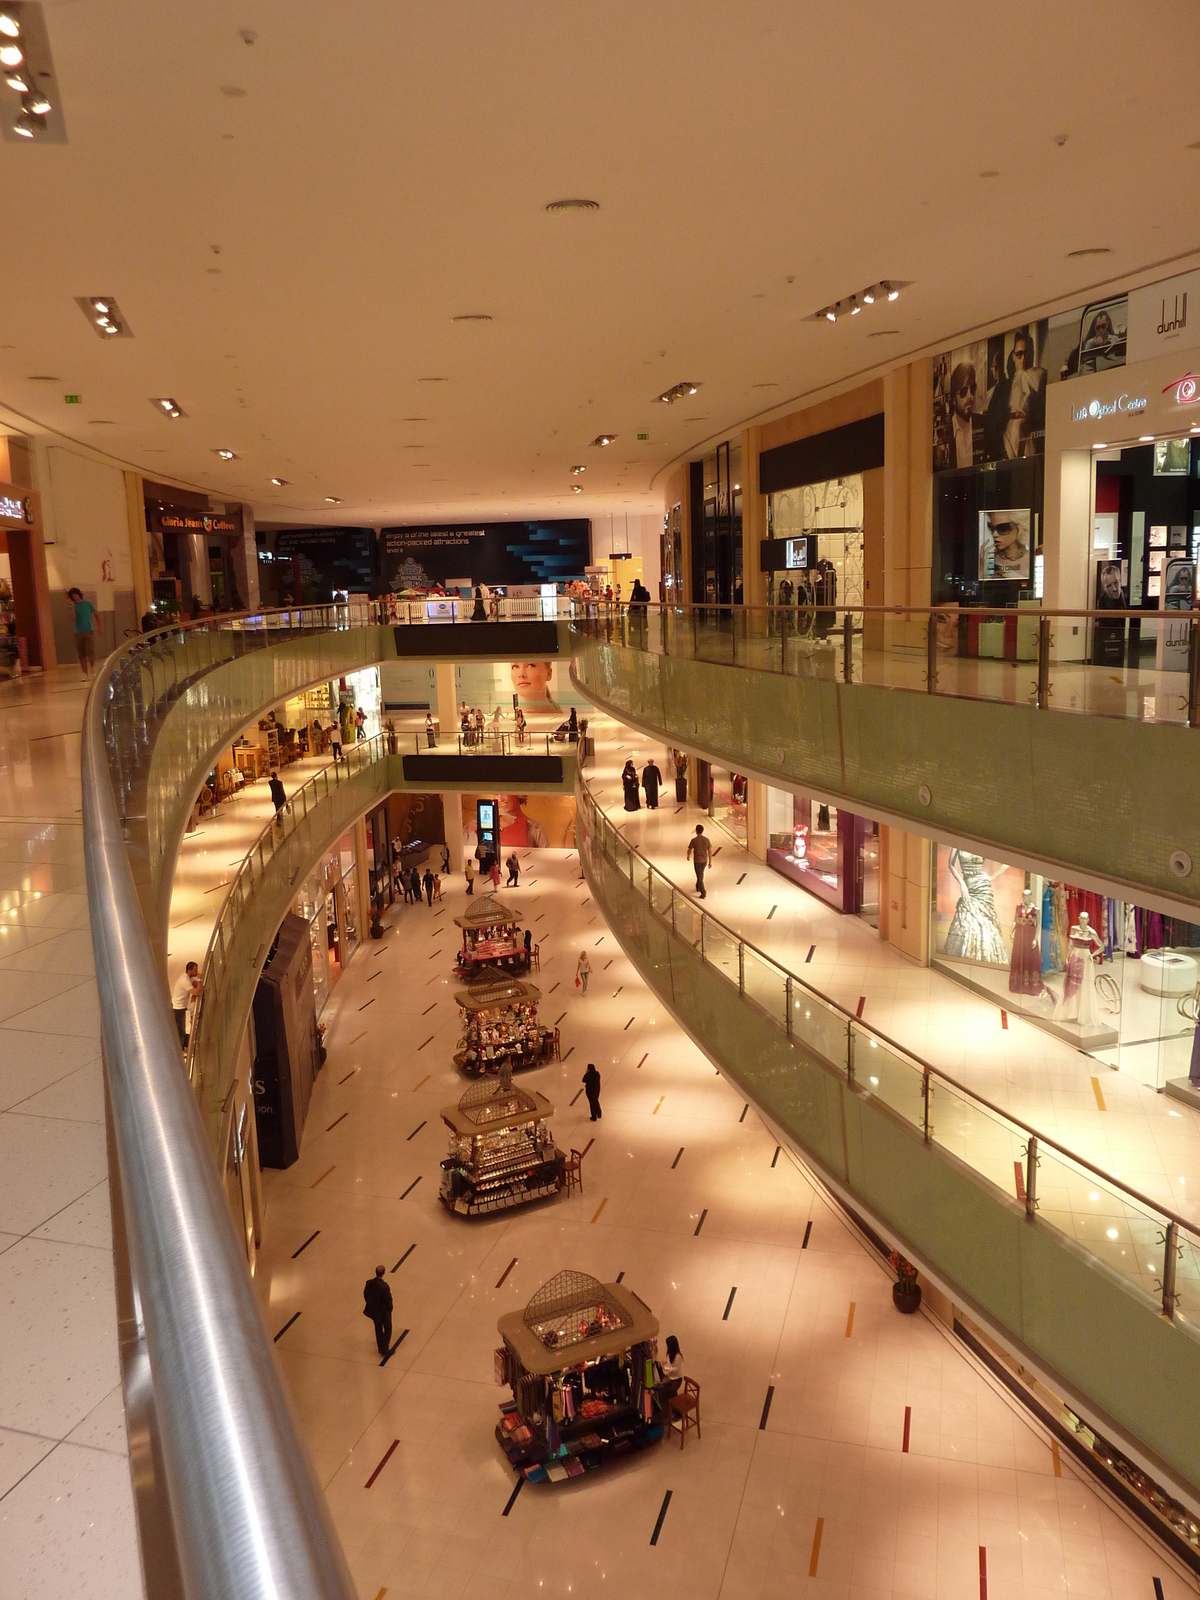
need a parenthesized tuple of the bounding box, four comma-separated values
(435, 661, 457, 738)
(442, 792, 464, 872)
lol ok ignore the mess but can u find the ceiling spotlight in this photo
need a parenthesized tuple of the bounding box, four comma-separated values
(863, 288, 875, 305)
(93, 300, 109, 315)
(152, 397, 185, 419)
(325, 496, 341, 504)
(79, 297, 129, 338)
(571, 484, 583, 494)
(850, 298, 861, 315)
(886, 283, 900, 301)
(571, 465, 586, 475)
(27, 89, 50, 115)
(0, 42, 22, 66)
(12, 112, 33, 136)
(214, 448, 237, 460)
(0, 12, 18, 37)
(591, 434, 616, 447)
(269, 477, 288, 487)
(1139, 435, 1154, 443)
(545, 198, 600, 213)
(825, 309, 837, 322)
(4, 68, 26, 90)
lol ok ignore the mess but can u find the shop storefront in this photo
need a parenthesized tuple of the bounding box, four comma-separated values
(292, 868, 332, 1018)
(765, 788, 879, 920)
(709, 768, 747, 847)
(690, 440, 743, 605)
(930, 843, 1200, 1089)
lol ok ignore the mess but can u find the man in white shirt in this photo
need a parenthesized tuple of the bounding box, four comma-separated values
(172, 961, 200, 1048)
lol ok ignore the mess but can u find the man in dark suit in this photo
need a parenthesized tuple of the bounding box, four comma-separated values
(363, 1265, 393, 1355)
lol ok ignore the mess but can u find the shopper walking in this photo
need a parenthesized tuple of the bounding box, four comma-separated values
(489, 857, 501, 889)
(268, 769, 287, 825)
(329, 720, 344, 763)
(621, 759, 641, 811)
(576, 949, 592, 994)
(171, 961, 201, 1049)
(432, 872, 443, 902)
(464, 854, 476, 896)
(440, 843, 451, 875)
(422, 867, 435, 906)
(641, 758, 663, 809)
(471, 584, 487, 621)
(425, 711, 436, 748)
(687, 824, 712, 898)
(582, 1062, 602, 1122)
(67, 587, 102, 679)
(409, 866, 422, 903)
(362, 1265, 393, 1356)
(354, 706, 366, 741)
(506, 851, 520, 888)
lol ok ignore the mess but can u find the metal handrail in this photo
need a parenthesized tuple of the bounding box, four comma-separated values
(580, 777, 1200, 1249)
(81, 662, 357, 1600)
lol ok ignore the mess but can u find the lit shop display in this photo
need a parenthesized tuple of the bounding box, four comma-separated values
(495, 1272, 665, 1482)
(931, 845, 1200, 1088)
(439, 1077, 563, 1217)
(767, 473, 865, 612)
(453, 978, 555, 1076)
(710, 769, 747, 847)
(453, 895, 531, 979)
(765, 789, 879, 921)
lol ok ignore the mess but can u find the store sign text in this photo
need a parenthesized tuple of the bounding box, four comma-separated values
(1071, 392, 1148, 422)
(0, 494, 33, 523)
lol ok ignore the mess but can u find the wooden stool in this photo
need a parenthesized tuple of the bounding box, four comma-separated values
(561, 1147, 584, 1197)
(668, 1378, 701, 1448)
(531, 943, 541, 971)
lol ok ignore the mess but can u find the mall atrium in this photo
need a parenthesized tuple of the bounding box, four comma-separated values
(2, 4, 1200, 1599)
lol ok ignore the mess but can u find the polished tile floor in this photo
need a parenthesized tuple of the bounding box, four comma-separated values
(254, 827, 1199, 1599)
(0, 669, 142, 1599)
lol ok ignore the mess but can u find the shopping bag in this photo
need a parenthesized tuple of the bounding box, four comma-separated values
(575, 976, 581, 988)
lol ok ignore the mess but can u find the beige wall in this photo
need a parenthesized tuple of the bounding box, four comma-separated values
(745, 777, 767, 862)
(879, 824, 930, 965)
(882, 359, 933, 611)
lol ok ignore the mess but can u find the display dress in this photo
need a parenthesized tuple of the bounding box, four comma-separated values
(1009, 900, 1044, 996)
(945, 851, 1008, 964)
(1054, 917, 1104, 1025)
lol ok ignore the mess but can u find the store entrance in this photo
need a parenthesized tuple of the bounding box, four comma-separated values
(765, 787, 870, 917)
(856, 817, 880, 928)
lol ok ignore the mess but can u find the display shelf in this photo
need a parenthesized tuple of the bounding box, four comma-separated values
(439, 1077, 564, 1219)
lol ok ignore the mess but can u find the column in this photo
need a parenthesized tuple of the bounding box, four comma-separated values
(878, 825, 930, 964)
(354, 816, 372, 927)
(745, 777, 768, 863)
(435, 661, 457, 739)
(442, 793, 464, 872)
(123, 469, 152, 621)
(741, 426, 767, 608)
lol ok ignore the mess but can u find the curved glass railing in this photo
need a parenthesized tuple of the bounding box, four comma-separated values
(576, 769, 1200, 1502)
(572, 601, 1200, 725)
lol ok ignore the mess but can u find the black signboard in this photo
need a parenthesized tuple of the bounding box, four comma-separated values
(380, 519, 590, 589)
(270, 527, 375, 594)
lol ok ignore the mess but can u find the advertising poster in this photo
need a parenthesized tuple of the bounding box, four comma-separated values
(1159, 558, 1196, 672)
(381, 520, 590, 590)
(933, 321, 1048, 469)
(933, 847, 1025, 966)
(460, 793, 577, 852)
(978, 509, 1032, 582)
(1093, 560, 1128, 664)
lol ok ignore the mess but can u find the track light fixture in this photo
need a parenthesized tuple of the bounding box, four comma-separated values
(813, 281, 908, 323)
(655, 381, 700, 404)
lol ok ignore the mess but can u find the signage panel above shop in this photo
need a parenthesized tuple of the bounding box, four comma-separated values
(380, 519, 590, 589)
(146, 501, 243, 536)
(1127, 269, 1200, 365)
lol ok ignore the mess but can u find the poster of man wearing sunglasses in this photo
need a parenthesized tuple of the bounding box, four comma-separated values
(933, 322, 1048, 469)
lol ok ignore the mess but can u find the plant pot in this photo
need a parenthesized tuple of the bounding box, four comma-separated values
(892, 1282, 921, 1314)
(370, 920, 384, 940)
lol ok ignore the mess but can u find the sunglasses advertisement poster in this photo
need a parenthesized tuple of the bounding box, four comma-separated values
(933, 320, 1049, 471)
(978, 509, 1032, 583)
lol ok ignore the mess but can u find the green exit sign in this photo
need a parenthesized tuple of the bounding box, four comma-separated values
(64, 394, 81, 404)
(637, 432, 649, 441)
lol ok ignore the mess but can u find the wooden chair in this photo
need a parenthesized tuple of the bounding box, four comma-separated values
(668, 1378, 701, 1449)
(561, 1147, 584, 1197)
(531, 943, 541, 971)
(551, 1027, 561, 1062)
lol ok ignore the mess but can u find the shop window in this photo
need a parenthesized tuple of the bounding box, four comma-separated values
(709, 770, 747, 847)
(768, 474, 864, 610)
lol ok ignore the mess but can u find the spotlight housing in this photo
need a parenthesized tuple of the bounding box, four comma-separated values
(571, 465, 586, 475)
(0, 42, 22, 66)
(269, 477, 288, 487)
(591, 434, 616, 447)
(77, 297, 131, 338)
(151, 397, 185, 419)
(0, 12, 18, 38)
(214, 448, 237, 460)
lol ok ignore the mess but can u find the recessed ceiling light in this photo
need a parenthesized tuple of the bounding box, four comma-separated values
(27, 89, 50, 114)
(1093, 443, 1107, 450)
(0, 13, 19, 38)
(867, 329, 901, 338)
(214, 448, 237, 460)
(12, 112, 35, 136)
(571, 465, 586, 475)
(77, 297, 130, 338)
(886, 283, 900, 301)
(825, 309, 837, 322)
(0, 42, 22, 67)
(545, 198, 600, 212)
(402, 416, 428, 422)
(862, 289, 875, 305)
(26, 374, 60, 382)
(325, 496, 341, 504)
(417, 377, 447, 383)
(269, 477, 288, 487)
(979, 169, 999, 178)
(151, 397, 185, 419)
(591, 434, 616, 447)
(452, 313, 492, 322)
(4, 68, 26, 91)
(1139, 435, 1155, 443)
(656, 381, 701, 404)
(571, 484, 583, 494)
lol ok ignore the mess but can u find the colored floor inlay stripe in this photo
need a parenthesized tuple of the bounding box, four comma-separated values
(422, 1001, 436, 1014)
(562, 1046, 574, 1062)
(326, 1112, 348, 1132)
(723, 1287, 737, 1321)
(273, 1311, 301, 1343)
(807, 1517, 824, 1577)
(400, 1176, 421, 1199)
(737, 872, 747, 884)
(1154, 1578, 1166, 1600)
(649, 1490, 672, 1546)
(1051, 1439, 1062, 1476)
(418, 1034, 434, 1050)
(379, 1328, 409, 1367)
(806, 944, 815, 962)
(311, 1166, 335, 1188)
(694, 1208, 708, 1236)
(359, 997, 376, 1011)
(771, 1145, 780, 1167)
(392, 1243, 416, 1272)
(412, 1073, 430, 1091)
(374, 1588, 387, 1600)
(759, 1385, 774, 1430)
(365, 1439, 400, 1488)
(338, 1066, 360, 1083)
(1091, 1075, 1107, 1111)
(855, 995, 866, 1018)
(407, 1120, 426, 1141)
(495, 1257, 517, 1288)
(767, 904, 777, 920)
(902, 1405, 911, 1452)
(624, 1015, 634, 1029)
(979, 1546, 988, 1600)
(555, 1011, 567, 1024)
(615, 1270, 624, 1283)
(591, 1197, 608, 1223)
(846, 1301, 856, 1336)
(368, 970, 382, 981)
(739, 1103, 748, 1122)
(802, 1219, 812, 1248)
(1014, 1161, 1026, 1203)
(581, 1137, 595, 1157)
(502, 1478, 523, 1517)
(652, 1095, 665, 1114)
(671, 1146, 684, 1169)
(1000, 1009, 1008, 1029)
(571, 1087, 585, 1105)
(292, 1230, 320, 1259)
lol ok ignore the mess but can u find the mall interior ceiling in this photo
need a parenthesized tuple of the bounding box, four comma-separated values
(1, 1, 1198, 526)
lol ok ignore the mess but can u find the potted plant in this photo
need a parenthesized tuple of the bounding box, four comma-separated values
(369, 897, 385, 939)
(888, 1250, 921, 1313)
(316, 1019, 328, 1067)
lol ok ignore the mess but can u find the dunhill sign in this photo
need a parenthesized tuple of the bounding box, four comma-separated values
(1128, 269, 1200, 363)
(1158, 292, 1188, 337)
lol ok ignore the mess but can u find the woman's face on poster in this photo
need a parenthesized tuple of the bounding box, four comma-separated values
(510, 661, 554, 699)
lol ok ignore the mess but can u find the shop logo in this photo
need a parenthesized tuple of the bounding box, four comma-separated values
(0, 493, 24, 520)
(1164, 372, 1200, 406)
(202, 515, 214, 532)
(1072, 392, 1148, 422)
(1158, 291, 1188, 337)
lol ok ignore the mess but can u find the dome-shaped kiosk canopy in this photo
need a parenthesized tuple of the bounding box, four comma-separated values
(498, 1272, 658, 1376)
(440, 1073, 554, 1138)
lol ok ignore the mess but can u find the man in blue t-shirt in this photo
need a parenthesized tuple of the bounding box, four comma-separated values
(67, 586, 102, 678)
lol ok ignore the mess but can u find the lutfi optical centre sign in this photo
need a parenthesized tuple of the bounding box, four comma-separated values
(1071, 391, 1148, 422)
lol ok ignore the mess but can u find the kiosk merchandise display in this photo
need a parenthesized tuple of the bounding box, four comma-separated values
(439, 1076, 563, 1217)
(495, 1271, 664, 1481)
(453, 895, 530, 979)
(453, 978, 555, 1075)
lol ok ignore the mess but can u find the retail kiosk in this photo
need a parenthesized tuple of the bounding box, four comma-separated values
(495, 1271, 664, 1481)
(453, 977, 554, 1075)
(453, 895, 530, 979)
(438, 1077, 562, 1216)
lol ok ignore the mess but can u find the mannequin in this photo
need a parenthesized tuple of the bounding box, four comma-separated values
(1009, 887, 1044, 996)
(1054, 911, 1105, 1025)
(945, 849, 1008, 964)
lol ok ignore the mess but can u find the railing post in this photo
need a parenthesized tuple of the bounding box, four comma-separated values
(786, 974, 793, 1038)
(1036, 616, 1052, 708)
(699, 911, 705, 962)
(1189, 620, 1200, 727)
(671, 888, 677, 935)
(1163, 1220, 1179, 1320)
(922, 1067, 931, 1142)
(692, 609, 698, 659)
(842, 612, 853, 684)
(1025, 1135, 1038, 1218)
(846, 1019, 855, 1084)
(926, 614, 939, 694)
(738, 942, 745, 996)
